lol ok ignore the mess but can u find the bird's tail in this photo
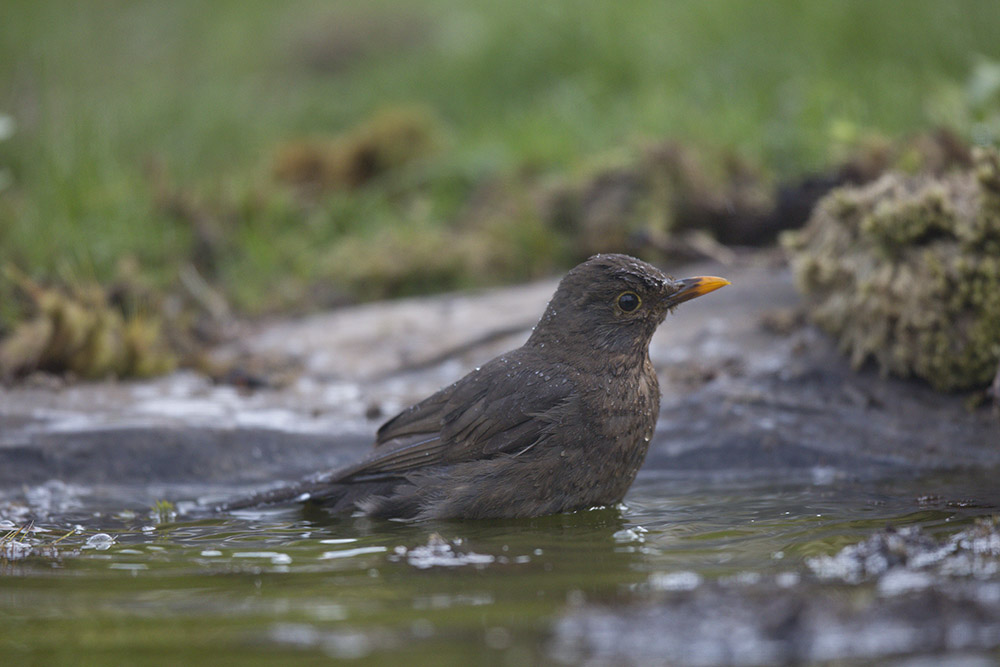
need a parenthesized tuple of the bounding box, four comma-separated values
(215, 471, 347, 512)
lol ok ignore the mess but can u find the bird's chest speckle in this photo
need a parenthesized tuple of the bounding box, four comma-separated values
(575, 357, 660, 497)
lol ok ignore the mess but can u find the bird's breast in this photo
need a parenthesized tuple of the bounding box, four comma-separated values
(578, 362, 659, 456)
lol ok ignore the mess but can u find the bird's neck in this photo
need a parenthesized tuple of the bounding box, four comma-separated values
(526, 325, 653, 373)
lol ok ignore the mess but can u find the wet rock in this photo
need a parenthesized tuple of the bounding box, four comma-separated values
(553, 519, 1000, 665)
(0, 258, 998, 491)
(550, 579, 1000, 665)
(808, 518, 1000, 585)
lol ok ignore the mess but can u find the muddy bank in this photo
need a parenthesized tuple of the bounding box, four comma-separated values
(0, 254, 997, 488)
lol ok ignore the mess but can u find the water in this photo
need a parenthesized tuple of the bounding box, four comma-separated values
(2, 469, 998, 664)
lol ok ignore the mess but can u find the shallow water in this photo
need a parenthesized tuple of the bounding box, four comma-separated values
(2, 469, 998, 664)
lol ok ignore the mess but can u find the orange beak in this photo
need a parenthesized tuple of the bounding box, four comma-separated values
(664, 276, 730, 307)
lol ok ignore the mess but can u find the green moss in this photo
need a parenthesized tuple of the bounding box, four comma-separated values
(860, 184, 955, 251)
(317, 200, 566, 301)
(272, 106, 440, 192)
(0, 270, 176, 381)
(784, 147, 1000, 391)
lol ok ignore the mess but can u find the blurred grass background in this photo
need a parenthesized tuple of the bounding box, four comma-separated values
(1, 0, 999, 324)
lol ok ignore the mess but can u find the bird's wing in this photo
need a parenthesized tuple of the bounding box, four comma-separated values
(334, 350, 577, 483)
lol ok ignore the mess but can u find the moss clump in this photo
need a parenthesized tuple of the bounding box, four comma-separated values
(541, 141, 775, 259)
(272, 106, 440, 192)
(318, 203, 565, 301)
(784, 147, 1000, 392)
(0, 270, 176, 381)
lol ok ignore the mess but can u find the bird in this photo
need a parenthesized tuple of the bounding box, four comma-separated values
(218, 254, 729, 520)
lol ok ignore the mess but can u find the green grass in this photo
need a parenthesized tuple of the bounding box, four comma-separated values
(1, 0, 999, 323)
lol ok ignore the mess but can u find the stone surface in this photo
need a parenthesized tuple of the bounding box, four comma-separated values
(0, 255, 997, 487)
(1, 260, 998, 666)
(550, 579, 1000, 665)
(552, 519, 1000, 665)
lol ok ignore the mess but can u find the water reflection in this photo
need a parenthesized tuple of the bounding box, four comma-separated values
(1, 468, 998, 662)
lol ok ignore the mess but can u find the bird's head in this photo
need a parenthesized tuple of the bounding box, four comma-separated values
(528, 254, 729, 359)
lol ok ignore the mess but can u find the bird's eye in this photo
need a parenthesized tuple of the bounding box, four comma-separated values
(617, 291, 641, 313)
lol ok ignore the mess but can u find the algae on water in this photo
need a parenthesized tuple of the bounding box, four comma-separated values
(784, 147, 1000, 392)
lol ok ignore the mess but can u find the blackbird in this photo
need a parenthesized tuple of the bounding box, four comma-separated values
(219, 254, 729, 520)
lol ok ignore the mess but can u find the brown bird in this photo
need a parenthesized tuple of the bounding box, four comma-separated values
(219, 254, 728, 520)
